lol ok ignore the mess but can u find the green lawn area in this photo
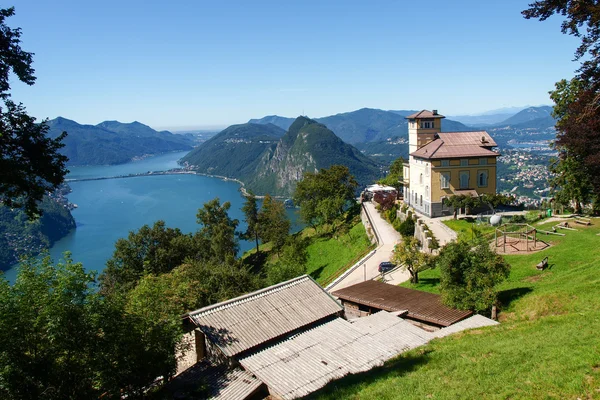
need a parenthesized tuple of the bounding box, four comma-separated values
(306, 222, 374, 286)
(443, 217, 496, 241)
(308, 218, 600, 399)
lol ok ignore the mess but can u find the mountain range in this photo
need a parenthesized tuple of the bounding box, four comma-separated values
(182, 116, 381, 196)
(46, 118, 195, 166)
(250, 108, 470, 144)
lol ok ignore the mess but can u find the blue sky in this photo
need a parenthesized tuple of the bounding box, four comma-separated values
(8, 0, 579, 130)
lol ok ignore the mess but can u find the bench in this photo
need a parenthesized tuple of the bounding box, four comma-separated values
(536, 256, 549, 270)
(575, 219, 591, 226)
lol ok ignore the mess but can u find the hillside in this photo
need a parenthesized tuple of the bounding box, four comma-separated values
(495, 106, 555, 127)
(0, 196, 76, 270)
(249, 108, 470, 144)
(180, 123, 285, 182)
(249, 116, 382, 195)
(185, 117, 382, 196)
(309, 218, 600, 399)
(46, 117, 194, 166)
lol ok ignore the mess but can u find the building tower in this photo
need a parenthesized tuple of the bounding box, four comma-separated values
(407, 110, 445, 156)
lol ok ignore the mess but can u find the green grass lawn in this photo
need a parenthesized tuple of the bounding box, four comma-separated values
(306, 222, 374, 285)
(308, 218, 600, 399)
(443, 218, 496, 241)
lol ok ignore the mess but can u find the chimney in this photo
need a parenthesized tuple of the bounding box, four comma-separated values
(432, 109, 438, 115)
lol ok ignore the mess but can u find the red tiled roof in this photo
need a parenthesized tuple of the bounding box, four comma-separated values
(331, 280, 472, 327)
(410, 131, 499, 159)
(405, 110, 445, 119)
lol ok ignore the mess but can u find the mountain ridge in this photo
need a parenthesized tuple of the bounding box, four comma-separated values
(46, 118, 194, 166)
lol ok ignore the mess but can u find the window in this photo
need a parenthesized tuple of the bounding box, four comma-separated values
(420, 119, 434, 129)
(414, 192, 417, 203)
(478, 170, 488, 187)
(441, 159, 450, 167)
(425, 186, 429, 200)
(460, 171, 470, 189)
(479, 158, 488, 165)
(420, 195, 423, 206)
(425, 163, 430, 177)
(419, 173, 423, 184)
(440, 172, 450, 189)
(460, 159, 468, 166)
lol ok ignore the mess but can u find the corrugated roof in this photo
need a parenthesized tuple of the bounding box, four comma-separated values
(331, 280, 472, 327)
(239, 312, 428, 400)
(405, 110, 446, 119)
(410, 131, 499, 159)
(166, 361, 264, 400)
(432, 314, 499, 338)
(189, 275, 343, 357)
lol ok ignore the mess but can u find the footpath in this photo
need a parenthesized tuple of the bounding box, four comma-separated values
(326, 202, 410, 292)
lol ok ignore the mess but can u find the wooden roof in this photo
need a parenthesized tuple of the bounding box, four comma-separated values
(189, 275, 343, 357)
(332, 280, 472, 327)
(410, 131, 499, 159)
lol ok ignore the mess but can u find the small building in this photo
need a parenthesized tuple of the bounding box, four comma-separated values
(402, 110, 500, 217)
(173, 275, 497, 399)
(331, 280, 473, 329)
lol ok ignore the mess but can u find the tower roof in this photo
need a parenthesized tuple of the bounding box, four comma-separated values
(405, 110, 445, 119)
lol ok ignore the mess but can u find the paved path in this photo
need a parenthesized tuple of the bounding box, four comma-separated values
(327, 202, 410, 292)
(412, 211, 457, 246)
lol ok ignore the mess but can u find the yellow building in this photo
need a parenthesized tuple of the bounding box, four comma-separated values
(402, 110, 499, 217)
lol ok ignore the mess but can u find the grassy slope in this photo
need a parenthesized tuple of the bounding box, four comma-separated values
(308, 219, 600, 399)
(306, 222, 373, 286)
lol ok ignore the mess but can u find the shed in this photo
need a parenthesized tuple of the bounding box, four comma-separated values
(331, 280, 472, 327)
(187, 275, 343, 359)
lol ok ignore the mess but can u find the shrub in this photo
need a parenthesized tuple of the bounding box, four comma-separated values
(397, 218, 415, 238)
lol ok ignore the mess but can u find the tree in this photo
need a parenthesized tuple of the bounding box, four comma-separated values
(391, 237, 432, 284)
(101, 220, 206, 293)
(0, 254, 102, 399)
(0, 7, 68, 218)
(524, 2, 600, 196)
(241, 190, 260, 253)
(293, 165, 358, 232)
(437, 239, 511, 313)
(196, 198, 239, 263)
(377, 156, 404, 190)
(258, 194, 290, 255)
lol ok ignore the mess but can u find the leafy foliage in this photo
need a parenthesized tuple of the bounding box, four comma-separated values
(437, 239, 510, 313)
(391, 237, 433, 284)
(0, 196, 75, 270)
(0, 8, 67, 217)
(294, 165, 358, 232)
(396, 217, 415, 238)
(258, 194, 290, 255)
(196, 198, 239, 263)
(101, 220, 207, 293)
(241, 191, 260, 253)
(524, 2, 600, 197)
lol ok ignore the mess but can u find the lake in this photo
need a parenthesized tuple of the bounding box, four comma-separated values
(3, 151, 300, 282)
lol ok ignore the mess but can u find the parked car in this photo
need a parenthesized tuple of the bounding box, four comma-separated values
(378, 261, 395, 273)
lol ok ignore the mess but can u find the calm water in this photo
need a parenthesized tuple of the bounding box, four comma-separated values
(4, 151, 300, 282)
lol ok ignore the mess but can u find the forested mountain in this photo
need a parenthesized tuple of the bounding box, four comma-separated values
(46, 118, 194, 166)
(184, 117, 381, 196)
(495, 106, 554, 126)
(247, 115, 295, 131)
(0, 196, 75, 270)
(181, 123, 285, 182)
(249, 108, 470, 144)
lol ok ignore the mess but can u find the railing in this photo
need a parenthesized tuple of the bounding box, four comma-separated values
(362, 202, 381, 245)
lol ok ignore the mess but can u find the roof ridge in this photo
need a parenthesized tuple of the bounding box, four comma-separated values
(189, 274, 311, 317)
